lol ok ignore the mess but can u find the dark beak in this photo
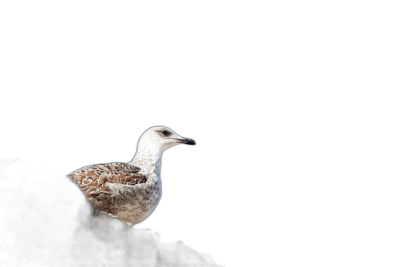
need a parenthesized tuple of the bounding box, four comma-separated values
(177, 138, 196, 145)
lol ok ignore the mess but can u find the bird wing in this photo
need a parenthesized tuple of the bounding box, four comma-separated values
(68, 162, 147, 197)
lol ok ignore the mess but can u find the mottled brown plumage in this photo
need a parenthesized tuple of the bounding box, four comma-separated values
(70, 163, 146, 187)
(69, 163, 148, 218)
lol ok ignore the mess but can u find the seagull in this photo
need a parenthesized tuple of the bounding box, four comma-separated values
(68, 126, 195, 226)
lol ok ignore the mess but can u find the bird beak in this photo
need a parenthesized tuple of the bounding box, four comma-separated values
(176, 137, 196, 145)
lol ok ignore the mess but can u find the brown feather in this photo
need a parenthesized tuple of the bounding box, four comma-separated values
(70, 162, 144, 187)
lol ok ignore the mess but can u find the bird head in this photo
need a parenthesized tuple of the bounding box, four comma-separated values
(137, 126, 196, 153)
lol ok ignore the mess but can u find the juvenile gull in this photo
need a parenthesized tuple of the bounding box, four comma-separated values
(68, 126, 195, 226)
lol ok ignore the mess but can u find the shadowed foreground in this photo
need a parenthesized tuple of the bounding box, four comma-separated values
(0, 158, 222, 267)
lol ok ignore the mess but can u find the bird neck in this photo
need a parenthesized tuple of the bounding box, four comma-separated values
(130, 146, 163, 175)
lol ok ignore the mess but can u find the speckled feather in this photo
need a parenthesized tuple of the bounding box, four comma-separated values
(68, 162, 160, 226)
(69, 163, 146, 190)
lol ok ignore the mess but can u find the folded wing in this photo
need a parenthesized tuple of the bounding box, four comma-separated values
(69, 162, 147, 193)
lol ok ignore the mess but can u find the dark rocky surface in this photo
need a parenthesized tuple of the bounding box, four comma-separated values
(0, 158, 222, 267)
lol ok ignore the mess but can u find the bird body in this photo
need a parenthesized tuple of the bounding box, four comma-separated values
(68, 126, 195, 226)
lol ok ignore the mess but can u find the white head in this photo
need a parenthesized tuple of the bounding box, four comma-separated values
(136, 126, 196, 155)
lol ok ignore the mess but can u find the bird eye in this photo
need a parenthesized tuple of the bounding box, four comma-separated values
(161, 130, 170, 136)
